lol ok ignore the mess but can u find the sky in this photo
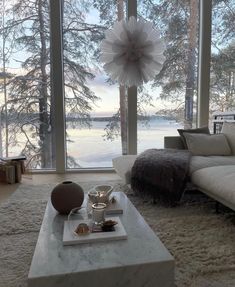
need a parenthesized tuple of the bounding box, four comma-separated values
(88, 72, 166, 117)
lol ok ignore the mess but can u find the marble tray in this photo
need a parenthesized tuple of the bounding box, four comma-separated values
(63, 216, 127, 245)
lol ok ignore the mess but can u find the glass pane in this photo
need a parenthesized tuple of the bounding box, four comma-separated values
(137, 0, 199, 152)
(210, 0, 235, 132)
(63, 0, 125, 168)
(0, 0, 54, 169)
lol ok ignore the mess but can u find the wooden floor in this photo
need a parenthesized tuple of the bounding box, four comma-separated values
(0, 171, 121, 203)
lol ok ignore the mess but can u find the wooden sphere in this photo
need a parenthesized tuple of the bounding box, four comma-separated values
(51, 181, 84, 214)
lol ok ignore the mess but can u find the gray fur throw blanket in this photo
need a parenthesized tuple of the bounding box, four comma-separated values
(131, 149, 191, 206)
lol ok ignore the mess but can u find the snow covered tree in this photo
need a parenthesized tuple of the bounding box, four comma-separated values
(1, 0, 103, 167)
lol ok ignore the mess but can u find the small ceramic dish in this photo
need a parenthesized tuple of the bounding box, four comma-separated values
(88, 185, 113, 204)
(101, 219, 118, 232)
(74, 223, 90, 236)
(94, 185, 113, 203)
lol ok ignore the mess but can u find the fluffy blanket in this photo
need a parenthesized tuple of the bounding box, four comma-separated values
(131, 148, 191, 205)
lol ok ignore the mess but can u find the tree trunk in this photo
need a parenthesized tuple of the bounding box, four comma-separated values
(50, 79, 56, 168)
(117, 0, 128, 155)
(38, 0, 52, 168)
(184, 0, 198, 128)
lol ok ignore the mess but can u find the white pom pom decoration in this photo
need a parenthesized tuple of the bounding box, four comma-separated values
(100, 16, 166, 87)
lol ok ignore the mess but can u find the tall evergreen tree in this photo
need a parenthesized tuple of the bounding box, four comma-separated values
(210, 0, 235, 113)
(2, 0, 103, 168)
(210, 45, 235, 113)
(0, 0, 15, 157)
(139, 0, 198, 128)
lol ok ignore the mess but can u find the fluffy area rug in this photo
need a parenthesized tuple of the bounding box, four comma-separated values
(0, 181, 235, 287)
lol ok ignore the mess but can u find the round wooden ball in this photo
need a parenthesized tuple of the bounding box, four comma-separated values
(51, 181, 84, 214)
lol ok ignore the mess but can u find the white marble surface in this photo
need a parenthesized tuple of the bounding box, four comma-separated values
(28, 192, 174, 287)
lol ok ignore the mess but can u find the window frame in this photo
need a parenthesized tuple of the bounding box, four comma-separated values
(49, 0, 212, 173)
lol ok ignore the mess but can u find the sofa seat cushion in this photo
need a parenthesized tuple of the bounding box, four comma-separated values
(189, 155, 235, 174)
(191, 165, 235, 209)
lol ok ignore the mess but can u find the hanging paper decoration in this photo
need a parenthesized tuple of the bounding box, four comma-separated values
(100, 16, 166, 87)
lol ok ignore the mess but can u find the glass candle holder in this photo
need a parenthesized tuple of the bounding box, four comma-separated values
(92, 203, 106, 225)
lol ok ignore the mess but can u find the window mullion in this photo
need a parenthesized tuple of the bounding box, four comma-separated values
(127, 0, 138, 155)
(50, 0, 66, 173)
(197, 0, 212, 127)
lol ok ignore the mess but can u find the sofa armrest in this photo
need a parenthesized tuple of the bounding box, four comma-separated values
(164, 136, 184, 149)
(112, 155, 137, 184)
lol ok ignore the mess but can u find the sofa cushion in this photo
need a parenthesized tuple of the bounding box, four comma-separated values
(191, 165, 235, 210)
(183, 133, 231, 156)
(189, 155, 235, 174)
(164, 136, 185, 149)
(177, 126, 210, 148)
(221, 122, 235, 155)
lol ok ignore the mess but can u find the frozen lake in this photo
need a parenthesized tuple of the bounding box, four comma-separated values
(2, 117, 182, 168)
(67, 118, 182, 168)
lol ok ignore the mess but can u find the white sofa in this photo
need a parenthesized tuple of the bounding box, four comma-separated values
(165, 136, 235, 211)
(113, 124, 235, 211)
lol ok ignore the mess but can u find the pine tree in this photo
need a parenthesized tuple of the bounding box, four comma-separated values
(139, 0, 198, 128)
(2, 0, 103, 168)
(210, 0, 235, 114)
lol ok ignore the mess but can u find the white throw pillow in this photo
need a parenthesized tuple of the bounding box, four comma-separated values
(221, 122, 235, 155)
(183, 133, 231, 156)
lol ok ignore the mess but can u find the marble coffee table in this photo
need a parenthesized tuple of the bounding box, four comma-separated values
(28, 192, 174, 287)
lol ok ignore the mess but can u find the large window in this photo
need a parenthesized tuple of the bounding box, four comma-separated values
(0, 0, 54, 169)
(0, 0, 217, 171)
(209, 0, 235, 127)
(63, 0, 125, 168)
(137, 0, 199, 153)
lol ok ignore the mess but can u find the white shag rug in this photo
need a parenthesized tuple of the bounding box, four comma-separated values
(0, 181, 235, 287)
